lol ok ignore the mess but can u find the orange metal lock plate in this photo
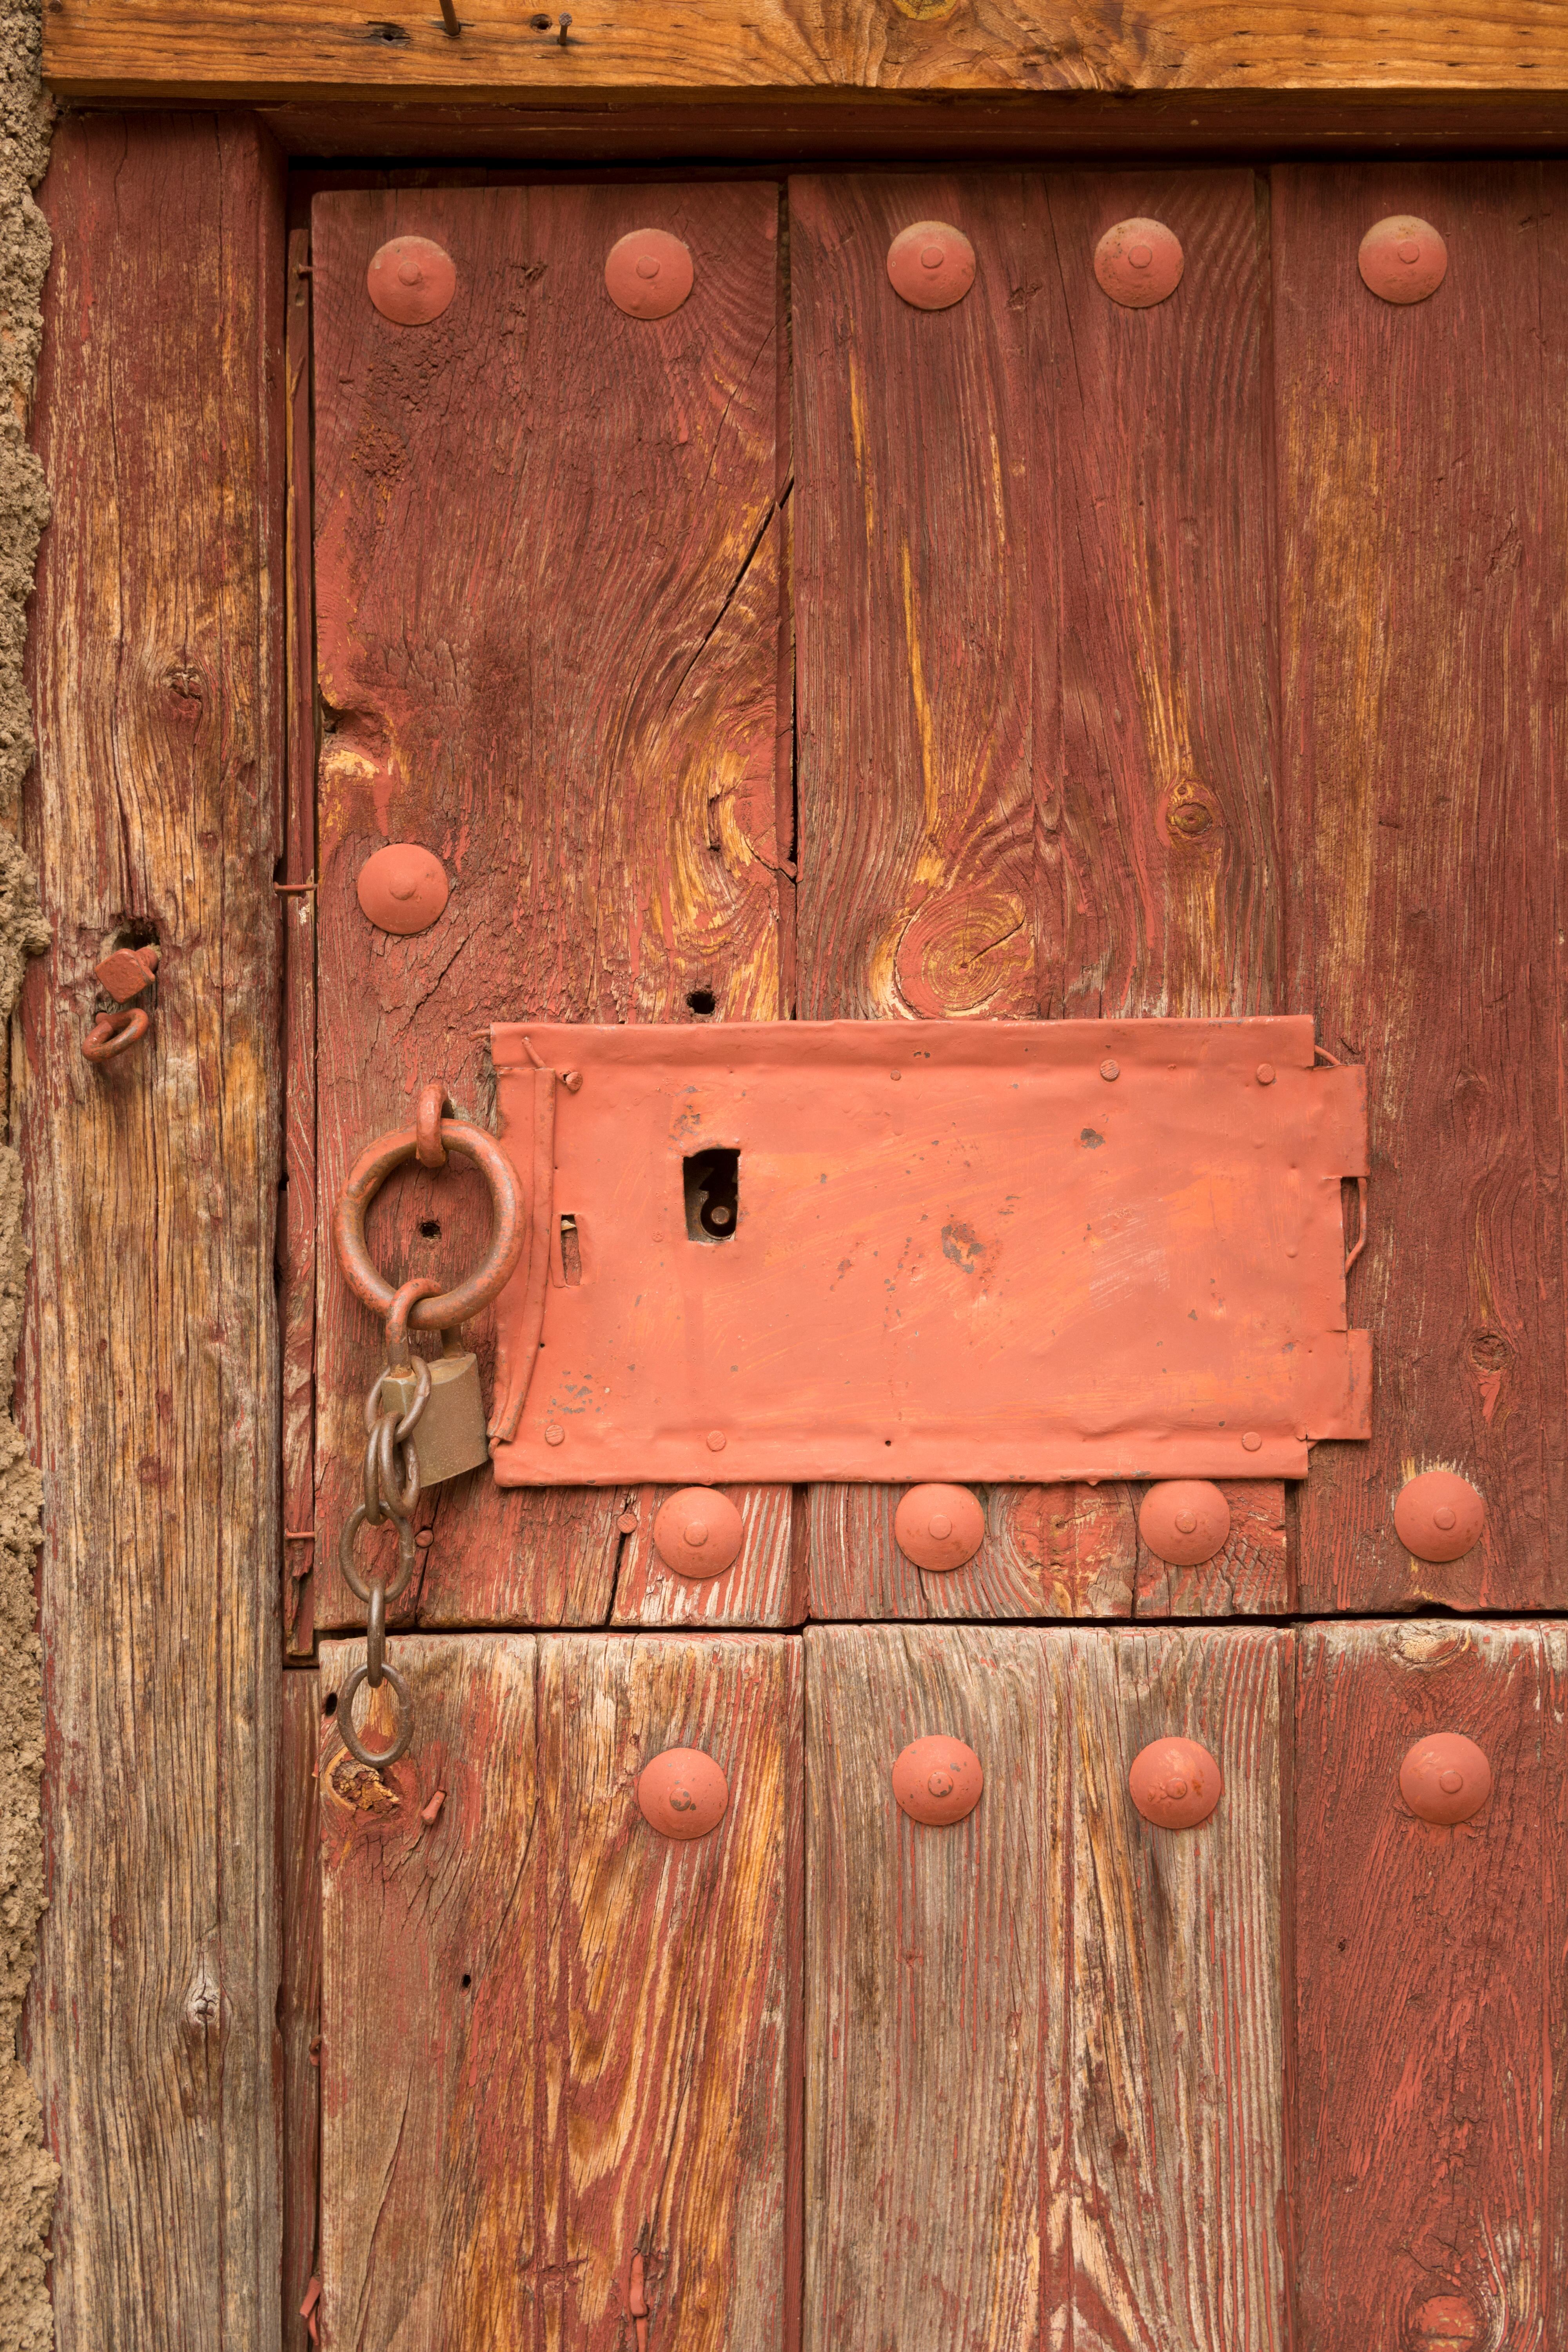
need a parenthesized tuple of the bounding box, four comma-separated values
(487, 1018, 1370, 1488)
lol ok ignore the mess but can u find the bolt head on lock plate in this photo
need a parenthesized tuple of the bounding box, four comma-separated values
(894, 1483, 985, 1573)
(356, 844, 450, 936)
(653, 1486, 743, 1580)
(892, 1735, 983, 1827)
(1399, 1732, 1491, 1827)
(605, 230, 694, 320)
(367, 236, 457, 326)
(886, 221, 976, 312)
(1094, 218, 1185, 309)
(1359, 216, 1447, 305)
(1138, 1479, 1230, 1568)
(637, 1746, 728, 1840)
(1394, 1470, 1485, 1563)
(1129, 1736, 1222, 1829)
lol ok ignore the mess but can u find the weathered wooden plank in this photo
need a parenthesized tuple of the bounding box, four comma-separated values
(1068, 1626, 1289, 2350)
(1038, 169, 1275, 1023)
(318, 1634, 541, 2348)
(308, 182, 786, 1632)
(807, 1483, 1134, 1619)
(1294, 1621, 1568, 2346)
(22, 112, 285, 2350)
(283, 219, 319, 1653)
(805, 1624, 1066, 2350)
(792, 171, 1036, 1023)
(1133, 1479, 1289, 1617)
(319, 1631, 797, 2347)
(1276, 164, 1567, 1610)
(610, 1484, 801, 1627)
(43, 0, 1568, 109)
(544, 1632, 800, 2350)
(280, 1673, 323, 2352)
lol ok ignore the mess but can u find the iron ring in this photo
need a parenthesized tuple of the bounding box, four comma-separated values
(338, 1502, 418, 1607)
(338, 1661, 414, 1770)
(332, 1117, 525, 1332)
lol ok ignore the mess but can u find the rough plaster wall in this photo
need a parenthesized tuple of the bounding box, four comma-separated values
(0, 0, 53, 2343)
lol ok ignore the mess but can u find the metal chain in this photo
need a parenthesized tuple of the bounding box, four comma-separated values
(336, 1277, 439, 1768)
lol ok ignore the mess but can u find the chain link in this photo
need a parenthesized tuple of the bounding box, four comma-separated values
(336, 1277, 439, 1769)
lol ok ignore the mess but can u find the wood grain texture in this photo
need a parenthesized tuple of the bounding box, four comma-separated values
(43, 0, 1568, 107)
(1276, 165, 1568, 1611)
(805, 1625, 1066, 2351)
(544, 1632, 800, 2352)
(1134, 1479, 1289, 1617)
(610, 1484, 801, 1627)
(1294, 1621, 1568, 2347)
(21, 112, 286, 2350)
(807, 1482, 1135, 1619)
(281, 1673, 323, 2352)
(283, 220, 319, 1652)
(319, 1632, 798, 2350)
(1038, 170, 1276, 1022)
(318, 1635, 541, 2349)
(793, 172, 1037, 1024)
(309, 182, 786, 1632)
(255, 93, 1568, 171)
(1068, 1626, 1289, 2351)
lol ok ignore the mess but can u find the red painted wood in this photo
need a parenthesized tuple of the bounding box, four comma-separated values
(308, 182, 787, 1630)
(1275, 163, 1568, 1610)
(1134, 1479, 1289, 1616)
(280, 1672, 322, 2350)
(808, 1481, 1136, 1618)
(283, 219, 318, 1652)
(1294, 1621, 1568, 2345)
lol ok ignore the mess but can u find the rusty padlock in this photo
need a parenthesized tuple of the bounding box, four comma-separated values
(378, 1330, 491, 1486)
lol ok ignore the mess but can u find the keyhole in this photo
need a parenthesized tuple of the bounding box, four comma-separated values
(683, 1147, 739, 1243)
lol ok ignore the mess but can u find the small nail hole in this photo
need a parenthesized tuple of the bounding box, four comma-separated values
(419, 1218, 441, 1238)
(323, 1692, 338, 1717)
(461, 1972, 472, 1988)
(686, 987, 716, 1016)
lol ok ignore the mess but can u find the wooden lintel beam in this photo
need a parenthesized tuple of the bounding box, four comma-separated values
(43, 0, 1568, 113)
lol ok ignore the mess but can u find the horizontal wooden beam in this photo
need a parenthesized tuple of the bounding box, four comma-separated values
(44, 0, 1568, 113)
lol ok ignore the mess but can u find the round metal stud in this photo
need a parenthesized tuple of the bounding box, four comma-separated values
(653, 1486, 743, 1581)
(1138, 1479, 1230, 1569)
(892, 1735, 983, 1827)
(1394, 1470, 1485, 1563)
(604, 229, 694, 320)
(356, 844, 450, 936)
(886, 221, 976, 313)
(637, 1746, 728, 1840)
(1359, 216, 1447, 305)
(1399, 1732, 1491, 1827)
(1129, 1735, 1222, 1830)
(367, 236, 457, 327)
(894, 1483, 985, 1574)
(1094, 218, 1184, 309)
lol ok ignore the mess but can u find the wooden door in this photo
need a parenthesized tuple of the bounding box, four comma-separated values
(292, 164, 1568, 2350)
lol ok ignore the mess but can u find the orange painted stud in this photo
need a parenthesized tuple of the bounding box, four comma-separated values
(1358, 216, 1447, 305)
(1393, 1470, 1485, 1563)
(356, 843, 450, 936)
(1399, 1733, 1490, 1826)
(367, 236, 457, 326)
(1138, 1479, 1230, 1568)
(1129, 1736, 1222, 1829)
(891, 1735, 983, 1826)
(1094, 218, 1184, 308)
(653, 1486, 743, 1580)
(894, 1483, 984, 1573)
(637, 1746, 728, 1840)
(886, 221, 975, 312)
(604, 229, 694, 320)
